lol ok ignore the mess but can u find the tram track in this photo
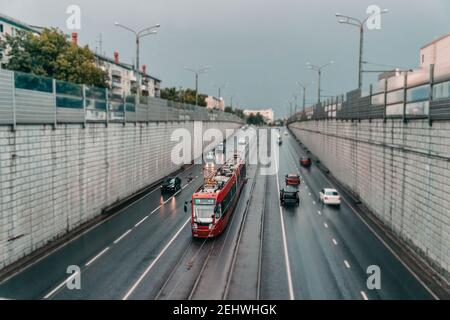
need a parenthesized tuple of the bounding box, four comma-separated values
(223, 164, 264, 300)
(187, 240, 217, 300)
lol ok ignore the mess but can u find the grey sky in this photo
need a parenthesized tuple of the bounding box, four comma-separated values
(1, 0, 449, 118)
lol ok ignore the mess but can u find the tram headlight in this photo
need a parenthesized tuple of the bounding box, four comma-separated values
(209, 224, 214, 230)
(193, 223, 198, 229)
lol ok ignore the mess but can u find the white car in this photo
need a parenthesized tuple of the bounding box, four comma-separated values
(216, 143, 224, 152)
(205, 151, 215, 166)
(320, 188, 341, 206)
(284, 131, 289, 136)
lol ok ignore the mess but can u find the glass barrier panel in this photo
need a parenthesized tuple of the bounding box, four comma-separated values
(125, 95, 136, 104)
(386, 103, 404, 116)
(14, 71, 53, 93)
(386, 90, 404, 104)
(86, 99, 107, 110)
(56, 96, 84, 109)
(406, 101, 429, 116)
(407, 84, 429, 102)
(139, 96, 148, 105)
(126, 103, 136, 113)
(109, 102, 125, 112)
(109, 93, 124, 102)
(433, 81, 450, 101)
(55, 80, 82, 97)
(371, 93, 385, 106)
(85, 86, 106, 100)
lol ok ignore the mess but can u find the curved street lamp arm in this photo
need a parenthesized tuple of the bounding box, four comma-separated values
(115, 23, 137, 36)
(337, 15, 362, 25)
(138, 25, 160, 37)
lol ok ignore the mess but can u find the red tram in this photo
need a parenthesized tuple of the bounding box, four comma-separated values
(190, 155, 247, 238)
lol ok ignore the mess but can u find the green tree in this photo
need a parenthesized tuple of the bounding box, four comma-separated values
(0, 37, 5, 62)
(247, 113, 266, 126)
(160, 87, 207, 107)
(4, 28, 108, 87)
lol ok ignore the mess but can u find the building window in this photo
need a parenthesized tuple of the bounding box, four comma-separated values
(0, 24, 4, 33)
(422, 54, 425, 64)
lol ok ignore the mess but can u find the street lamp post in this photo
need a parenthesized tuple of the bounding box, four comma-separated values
(115, 22, 160, 98)
(292, 95, 298, 114)
(307, 61, 334, 104)
(184, 67, 211, 106)
(297, 81, 314, 114)
(213, 83, 228, 109)
(336, 9, 389, 89)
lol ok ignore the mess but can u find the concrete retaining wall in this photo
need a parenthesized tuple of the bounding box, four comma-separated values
(0, 121, 240, 269)
(289, 119, 450, 283)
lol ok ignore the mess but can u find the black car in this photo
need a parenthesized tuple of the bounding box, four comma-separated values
(161, 177, 182, 193)
(280, 186, 300, 207)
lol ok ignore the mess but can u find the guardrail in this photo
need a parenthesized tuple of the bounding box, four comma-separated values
(0, 69, 244, 129)
(288, 63, 450, 125)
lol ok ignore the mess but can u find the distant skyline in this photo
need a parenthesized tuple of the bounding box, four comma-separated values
(1, 0, 449, 118)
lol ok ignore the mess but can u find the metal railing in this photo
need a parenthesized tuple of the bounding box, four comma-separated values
(0, 69, 244, 129)
(289, 64, 450, 124)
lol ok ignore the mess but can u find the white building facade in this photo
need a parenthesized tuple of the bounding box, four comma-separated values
(243, 109, 274, 123)
(206, 96, 225, 111)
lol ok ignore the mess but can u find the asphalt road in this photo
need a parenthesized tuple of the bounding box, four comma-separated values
(0, 127, 437, 300)
(271, 130, 435, 300)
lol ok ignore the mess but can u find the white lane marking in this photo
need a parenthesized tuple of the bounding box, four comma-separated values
(324, 223, 329, 229)
(274, 142, 295, 301)
(113, 230, 132, 244)
(44, 271, 80, 299)
(3, 177, 174, 287)
(122, 218, 191, 300)
(182, 184, 189, 190)
(314, 171, 440, 300)
(344, 260, 351, 269)
(318, 211, 322, 215)
(135, 216, 149, 228)
(85, 247, 110, 267)
(332, 239, 338, 246)
(313, 201, 316, 205)
(151, 206, 162, 215)
(309, 193, 312, 196)
(361, 291, 369, 300)
(292, 142, 440, 300)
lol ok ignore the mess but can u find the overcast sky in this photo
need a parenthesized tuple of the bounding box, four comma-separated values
(1, 0, 449, 118)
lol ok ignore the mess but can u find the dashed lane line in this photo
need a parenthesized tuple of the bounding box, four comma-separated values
(113, 230, 132, 244)
(85, 247, 110, 267)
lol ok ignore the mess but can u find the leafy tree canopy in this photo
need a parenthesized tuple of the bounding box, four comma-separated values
(4, 28, 108, 88)
(160, 87, 207, 107)
(247, 112, 266, 125)
(0, 37, 5, 61)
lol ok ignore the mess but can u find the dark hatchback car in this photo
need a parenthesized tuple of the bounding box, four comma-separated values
(161, 177, 182, 193)
(280, 186, 300, 207)
(300, 157, 312, 167)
